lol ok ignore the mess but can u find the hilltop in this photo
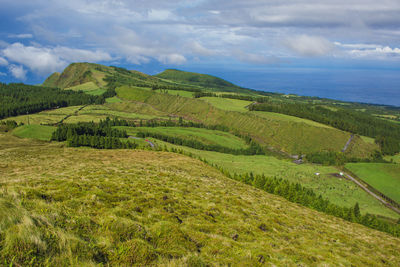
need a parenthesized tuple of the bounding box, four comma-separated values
(155, 69, 250, 93)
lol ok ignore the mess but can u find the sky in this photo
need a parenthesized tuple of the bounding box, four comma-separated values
(0, 0, 399, 103)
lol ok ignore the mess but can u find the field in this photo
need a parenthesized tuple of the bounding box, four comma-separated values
(199, 97, 252, 112)
(1, 134, 399, 266)
(0, 106, 85, 125)
(66, 81, 99, 91)
(105, 96, 123, 103)
(117, 126, 249, 149)
(252, 111, 335, 129)
(12, 124, 56, 141)
(1, 104, 171, 126)
(116, 86, 377, 157)
(345, 163, 400, 203)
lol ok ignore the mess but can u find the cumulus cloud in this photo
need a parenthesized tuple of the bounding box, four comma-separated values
(2, 43, 112, 75)
(2, 0, 400, 78)
(335, 42, 400, 59)
(9, 65, 27, 80)
(284, 35, 336, 57)
(0, 57, 8, 66)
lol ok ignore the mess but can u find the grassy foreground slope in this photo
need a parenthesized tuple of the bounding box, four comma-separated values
(0, 134, 399, 266)
(116, 86, 376, 156)
(143, 138, 399, 219)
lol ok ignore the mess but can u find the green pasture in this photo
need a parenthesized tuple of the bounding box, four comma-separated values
(66, 81, 99, 91)
(117, 126, 249, 150)
(80, 105, 172, 120)
(199, 97, 252, 112)
(12, 124, 56, 141)
(0, 106, 84, 125)
(105, 96, 123, 103)
(252, 111, 334, 129)
(345, 163, 400, 203)
(115, 86, 377, 157)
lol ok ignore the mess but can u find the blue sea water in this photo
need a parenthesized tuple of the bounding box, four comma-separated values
(207, 68, 400, 107)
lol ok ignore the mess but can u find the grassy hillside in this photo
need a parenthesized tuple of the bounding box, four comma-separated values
(140, 138, 399, 219)
(0, 134, 399, 266)
(42, 72, 61, 87)
(199, 97, 252, 112)
(12, 124, 55, 141)
(42, 63, 107, 89)
(155, 69, 247, 93)
(116, 86, 376, 156)
(345, 163, 400, 203)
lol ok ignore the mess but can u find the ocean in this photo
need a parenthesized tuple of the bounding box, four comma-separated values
(209, 68, 400, 107)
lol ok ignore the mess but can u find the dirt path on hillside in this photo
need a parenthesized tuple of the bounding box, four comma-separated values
(341, 134, 354, 152)
(129, 136, 155, 148)
(344, 172, 400, 215)
(56, 105, 89, 125)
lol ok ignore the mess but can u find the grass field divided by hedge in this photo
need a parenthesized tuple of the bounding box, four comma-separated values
(0, 134, 399, 266)
(199, 97, 252, 112)
(116, 86, 376, 157)
(117, 126, 249, 150)
(345, 163, 400, 203)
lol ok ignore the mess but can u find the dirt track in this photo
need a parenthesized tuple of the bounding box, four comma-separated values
(344, 172, 400, 215)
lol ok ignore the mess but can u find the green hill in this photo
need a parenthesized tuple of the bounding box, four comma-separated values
(155, 69, 251, 93)
(115, 86, 377, 156)
(0, 134, 399, 266)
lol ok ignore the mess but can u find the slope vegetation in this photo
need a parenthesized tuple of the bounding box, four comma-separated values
(0, 134, 399, 266)
(155, 69, 250, 93)
(116, 86, 376, 156)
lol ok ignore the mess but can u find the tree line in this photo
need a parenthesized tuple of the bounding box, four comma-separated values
(0, 83, 105, 119)
(194, 91, 269, 103)
(136, 130, 264, 155)
(305, 150, 388, 165)
(0, 120, 20, 132)
(249, 102, 400, 155)
(51, 118, 137, 149)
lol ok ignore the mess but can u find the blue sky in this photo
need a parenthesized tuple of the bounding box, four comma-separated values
(0, 0, 400, 89)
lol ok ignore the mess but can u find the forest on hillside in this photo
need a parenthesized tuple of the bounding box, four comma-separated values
(0, 83, 105, 119)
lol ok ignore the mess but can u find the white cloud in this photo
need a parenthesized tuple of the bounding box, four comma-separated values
(188, 41, 216, 56)
(284, 35, 335, 56)
(8, 33, 33, 39)
(0, 57, 8, 66)
(157, 54, 187, 65)
(9, 65, 27, 80)
(2, 43, 112, 75)
(0, 72, 6, 76)
(335, 42, 400, 59)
